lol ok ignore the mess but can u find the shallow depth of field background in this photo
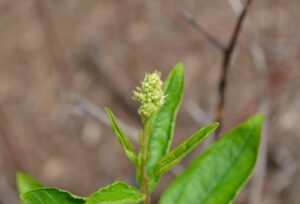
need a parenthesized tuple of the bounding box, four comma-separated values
(0, 0, 299, 203)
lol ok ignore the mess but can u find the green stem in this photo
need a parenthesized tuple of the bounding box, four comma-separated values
(140, 120, 152, 204)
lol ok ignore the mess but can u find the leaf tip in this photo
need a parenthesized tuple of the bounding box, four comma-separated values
(249, 114, 265, 126)
(16, 171, 24, 179)
(104, 107, 110, 113)
(16, 171, 31, 184)
(174, 62, 184, 72)
(213, 122, 220, 128)
(206, 122, 220, 133)
(104, 108, 114, 119)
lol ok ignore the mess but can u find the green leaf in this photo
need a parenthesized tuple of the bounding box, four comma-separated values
(146, 63, 184, 190)
(151, 123, 218, 177)
(160, 115, 264, 204)
(21, 188, 85, 204)
(16, 172, 43, 195)
(85, 182, 144, 204)
(105, 108, 137, 165)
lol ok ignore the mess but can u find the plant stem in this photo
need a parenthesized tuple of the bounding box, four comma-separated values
(141, 120, 151, 204)
(141, 158, 151, 204)
(143, 176, 151, 204)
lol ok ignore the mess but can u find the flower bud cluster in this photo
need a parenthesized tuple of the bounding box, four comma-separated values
(133, 71, 164, 118)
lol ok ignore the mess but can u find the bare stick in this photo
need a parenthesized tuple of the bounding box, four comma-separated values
(214, 0, 253, 137)
(179, 7, 226, 52)
(65, 93, 139, 142)
(227, 0, 268, 71)
(226, 1, 269, 203)
(179, 1, 253, 137)
(186, 100, 212, 125)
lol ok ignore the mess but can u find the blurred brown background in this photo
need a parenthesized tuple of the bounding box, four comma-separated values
(0, 0, 299, 203)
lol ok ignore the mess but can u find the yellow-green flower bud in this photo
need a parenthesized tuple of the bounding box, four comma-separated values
(133, 71, 164, 118)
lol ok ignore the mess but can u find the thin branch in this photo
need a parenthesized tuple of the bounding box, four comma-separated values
(65, 93, 139, 142)
(226, 1, 269, 203)
(186, 100, 212, 125)
(180, 0, 253, 137)
(227, 0, 268, 76)
(214, 0, 253, 137)
(179, 7, 226, 52)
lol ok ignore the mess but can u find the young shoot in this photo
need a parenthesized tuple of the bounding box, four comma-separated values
(16, 63, 263, 204)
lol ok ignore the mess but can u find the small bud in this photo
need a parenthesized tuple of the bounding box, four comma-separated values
(132, 71, 165, 118)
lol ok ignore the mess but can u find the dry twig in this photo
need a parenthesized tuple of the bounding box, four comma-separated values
(226, 1, 269, 203)
(179, 7, 226, 52)
(215, 0, 253, 137)
(179, 0, 253, 138)
(65, 93, 139, 142)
